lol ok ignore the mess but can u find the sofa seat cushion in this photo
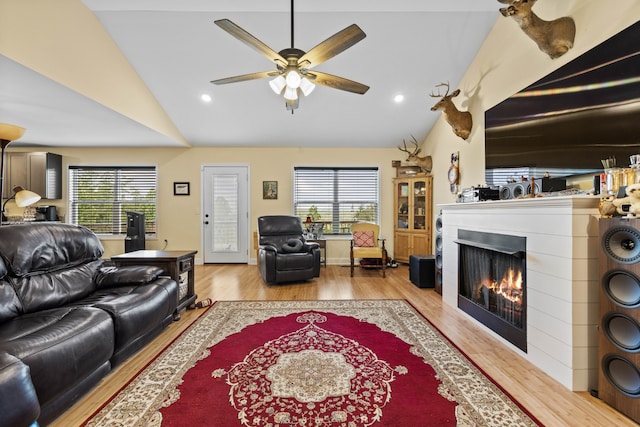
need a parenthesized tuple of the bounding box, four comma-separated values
(0, 306, 114, 407)
(75, 278, 178, 353)
(275, 252, 316, 271)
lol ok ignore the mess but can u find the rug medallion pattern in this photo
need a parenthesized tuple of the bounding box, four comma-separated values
(84, 300, 540, 426)
(213, 312, 403, 426)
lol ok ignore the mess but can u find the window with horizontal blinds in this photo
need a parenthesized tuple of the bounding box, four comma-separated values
(68, 166, 157, 236)
(293, 167, 379, 234)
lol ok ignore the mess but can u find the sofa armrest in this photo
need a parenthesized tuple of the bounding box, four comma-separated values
(0, 353, 40, 427)
(93, 266, 164, 289)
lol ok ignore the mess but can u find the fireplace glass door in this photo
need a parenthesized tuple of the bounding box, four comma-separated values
(456, 229, 527, 351)
(459, 245, 525, 328)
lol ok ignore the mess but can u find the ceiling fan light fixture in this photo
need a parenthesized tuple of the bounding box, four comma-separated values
(285, 70, 301, 89)
(284, 86, 298, 101)
(300, 78, 315, 96)
(269, 75, 286, 94)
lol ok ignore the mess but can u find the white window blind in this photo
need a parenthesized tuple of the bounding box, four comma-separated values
(293, 167, 379, 234)
(68, 166, 157, 236)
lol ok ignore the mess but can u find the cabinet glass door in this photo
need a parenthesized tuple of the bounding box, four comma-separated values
(413, 180, 426, 231)
(397, 182, 409, 229)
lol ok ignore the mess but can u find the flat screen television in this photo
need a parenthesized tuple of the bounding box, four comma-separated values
(125, 211, 145, 253)
(484, 20, 640, 184)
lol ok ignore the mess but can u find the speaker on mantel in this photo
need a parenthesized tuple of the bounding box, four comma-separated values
(598, 217, 640, 424)
(434, 211, 443, 295)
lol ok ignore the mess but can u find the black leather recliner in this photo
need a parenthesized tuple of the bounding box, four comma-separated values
(258, 215, 321, 284)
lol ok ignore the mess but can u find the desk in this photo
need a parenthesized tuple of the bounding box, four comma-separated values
(111, 250, 197, 314)
(307, 239, 326, 267)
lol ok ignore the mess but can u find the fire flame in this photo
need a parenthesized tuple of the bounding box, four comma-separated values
(481, 268, 523, 304)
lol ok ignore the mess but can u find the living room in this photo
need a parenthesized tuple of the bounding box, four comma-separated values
(1, 1, 640, 426)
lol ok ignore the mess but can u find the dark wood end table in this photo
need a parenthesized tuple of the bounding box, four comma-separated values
(111, 250, 198, 315)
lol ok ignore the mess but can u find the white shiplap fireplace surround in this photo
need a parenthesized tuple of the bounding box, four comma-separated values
(440, 196, 600, 391)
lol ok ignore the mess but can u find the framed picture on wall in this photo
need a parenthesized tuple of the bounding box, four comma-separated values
(174, 182, 190, 196)
(263, 181, 277, 199)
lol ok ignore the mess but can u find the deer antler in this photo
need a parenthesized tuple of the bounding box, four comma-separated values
(430, 82, 450, 98)
(398, 136, 421, 155)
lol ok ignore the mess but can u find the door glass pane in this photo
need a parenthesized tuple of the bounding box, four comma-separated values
(213, 174, 238, 252)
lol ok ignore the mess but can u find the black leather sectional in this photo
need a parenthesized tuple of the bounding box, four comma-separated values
(0, 223, 178, 426)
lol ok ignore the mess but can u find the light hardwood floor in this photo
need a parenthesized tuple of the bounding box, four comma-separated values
(53, 264, 637, 426)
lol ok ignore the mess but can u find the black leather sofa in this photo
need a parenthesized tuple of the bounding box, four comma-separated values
(0, 223, 178, 426)
(258, 215, 321, 284)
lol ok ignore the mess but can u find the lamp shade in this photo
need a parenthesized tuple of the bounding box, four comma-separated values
(14, 187, 41, 207)
(269, 76, 286, 94)
(299, 78, 316, 96)
(284, 86, 298, 101)
(0, 123, 26, 142)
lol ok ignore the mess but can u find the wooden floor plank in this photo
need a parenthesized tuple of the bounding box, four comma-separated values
(51, 264, 637, 426)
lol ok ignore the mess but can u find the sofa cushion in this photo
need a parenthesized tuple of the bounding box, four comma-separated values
(75, 278, 177, 358)
(0, 306, 114, 408)
(0, 223, 104, 277)
(0, 353, 40, 427)
(0, 281, 22, 325)
(12, 260, 104, 314)
(93, 266, 163, 289)
(0, 258, 6, 280)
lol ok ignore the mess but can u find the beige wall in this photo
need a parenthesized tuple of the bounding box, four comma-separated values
(424, 0, 640, 222)
(6, 146, 398, 262)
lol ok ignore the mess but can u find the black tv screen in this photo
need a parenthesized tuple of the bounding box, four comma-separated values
(485, 21, 640, 175)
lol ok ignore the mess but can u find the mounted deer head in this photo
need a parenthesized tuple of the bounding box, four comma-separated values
(498, 0, 575, 59)
(430, 82, 472, 140)
(397, 136, 432, 174)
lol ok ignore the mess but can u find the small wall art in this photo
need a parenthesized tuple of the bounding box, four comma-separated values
(173, 182, 190, 196)
(263, 181, 277, 199)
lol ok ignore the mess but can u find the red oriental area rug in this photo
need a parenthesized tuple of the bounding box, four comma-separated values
(84, 300, 541, 426)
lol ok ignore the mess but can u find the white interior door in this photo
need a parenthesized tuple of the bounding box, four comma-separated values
(202, 165, 249, 263)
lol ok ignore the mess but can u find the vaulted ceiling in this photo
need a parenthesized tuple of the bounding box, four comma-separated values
(0, 0, 499, 148)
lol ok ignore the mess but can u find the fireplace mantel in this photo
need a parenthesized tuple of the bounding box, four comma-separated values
(439, 195, 600, 391)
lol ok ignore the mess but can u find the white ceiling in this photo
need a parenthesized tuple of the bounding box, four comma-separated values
(0, 0, 499, 149)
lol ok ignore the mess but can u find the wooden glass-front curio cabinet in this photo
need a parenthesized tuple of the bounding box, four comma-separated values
(393, 175, 433, 263)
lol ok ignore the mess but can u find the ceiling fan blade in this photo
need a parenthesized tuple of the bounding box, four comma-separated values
(215, 19, 287, 67)
(298, 24, 366, 69)
(306, 71, 369, 94)
(211, 71, 279, 85)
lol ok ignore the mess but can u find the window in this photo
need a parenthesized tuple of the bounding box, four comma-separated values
(68, 166, 157, 236)
(293, 167, 379, 234)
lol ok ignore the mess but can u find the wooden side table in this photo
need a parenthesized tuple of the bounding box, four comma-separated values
(111, 250, 197, 314)
(307, 239, 326, 267)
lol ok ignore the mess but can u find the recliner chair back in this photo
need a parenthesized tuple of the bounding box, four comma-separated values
(258, 215, 306, 250)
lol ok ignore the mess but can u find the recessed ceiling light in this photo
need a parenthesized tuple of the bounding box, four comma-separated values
(394, 94, 405, 103)
(201, 94, 212, 103)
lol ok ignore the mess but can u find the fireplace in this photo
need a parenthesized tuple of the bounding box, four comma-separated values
(455, 229, 527, 352)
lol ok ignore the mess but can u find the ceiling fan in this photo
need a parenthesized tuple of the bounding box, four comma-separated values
(210, 0, 369, 112)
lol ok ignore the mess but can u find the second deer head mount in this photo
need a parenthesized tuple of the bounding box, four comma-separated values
(498, 0, 575, 59)
(430, 82, 473, 141)
(398, 136, 432, 175)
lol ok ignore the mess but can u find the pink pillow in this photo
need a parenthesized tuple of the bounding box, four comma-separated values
(353, 230, 375, 247)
